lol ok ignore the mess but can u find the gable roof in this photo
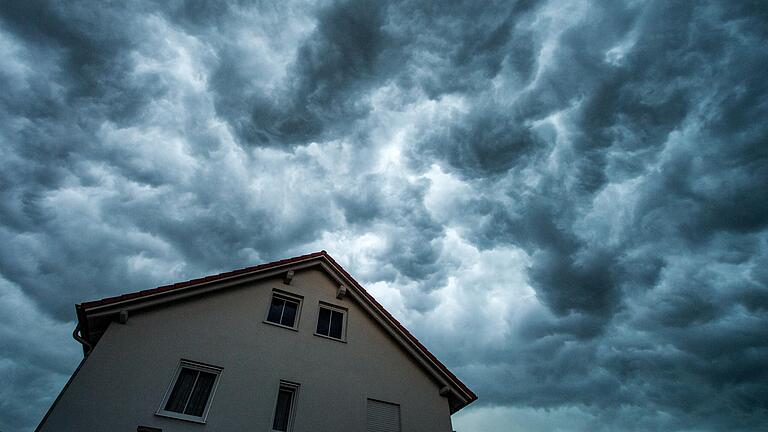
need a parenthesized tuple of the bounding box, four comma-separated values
(75, 250, 477, 413)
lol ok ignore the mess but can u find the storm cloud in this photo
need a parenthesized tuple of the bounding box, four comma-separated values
(1, 1, 767, 430)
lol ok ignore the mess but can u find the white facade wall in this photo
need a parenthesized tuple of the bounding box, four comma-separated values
(39, 268, 454, 432)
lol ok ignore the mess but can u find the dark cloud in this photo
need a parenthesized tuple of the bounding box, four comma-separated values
(411, 107, 544, 178)
(1, 0, 767, 431)
(209, 0, 401, 146)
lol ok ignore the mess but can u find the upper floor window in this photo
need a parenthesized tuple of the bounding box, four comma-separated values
(266, 291, 302, 329)
(315, 303, 346, 341)
(156, 360, 222, 423)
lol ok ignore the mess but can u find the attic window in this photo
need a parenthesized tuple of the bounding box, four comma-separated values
(266, 291, 302, 329)
(315, 303, 346, 341)
(156, 360, 222, 423)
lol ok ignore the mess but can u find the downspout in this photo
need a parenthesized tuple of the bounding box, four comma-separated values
(72, 323, 93, 356)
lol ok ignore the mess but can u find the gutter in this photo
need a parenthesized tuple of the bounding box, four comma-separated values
(72, 323, 92, 356)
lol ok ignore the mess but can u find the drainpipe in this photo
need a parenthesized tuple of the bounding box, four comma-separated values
(72, 323, 93, 356)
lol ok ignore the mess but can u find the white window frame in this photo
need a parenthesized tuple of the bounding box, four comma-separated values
(264, 290, 303, 331)
(314, 302, 348, 342)
(156, 359, 223, 424)
(270, 380, 300, 432)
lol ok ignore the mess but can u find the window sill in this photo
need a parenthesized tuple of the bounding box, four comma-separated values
(155, 411, 207, 424)
(263, 320, 299, 332)
(314, 332, 347, 343)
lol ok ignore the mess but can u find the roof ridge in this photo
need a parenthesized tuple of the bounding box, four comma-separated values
(79, 251, 325, 309)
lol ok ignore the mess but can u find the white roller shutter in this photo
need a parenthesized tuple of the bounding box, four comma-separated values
(366, 399, 401, 432)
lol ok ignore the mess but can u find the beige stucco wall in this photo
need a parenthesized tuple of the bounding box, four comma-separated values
(39, 268, 453, 432)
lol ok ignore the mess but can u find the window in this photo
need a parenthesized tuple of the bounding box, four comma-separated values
(157, 360, 222, 423)
(315, 304, 346, 340)
(265, 291, 302, 329)
(366, 399, 401, 432)
(272, 381, 299, 432)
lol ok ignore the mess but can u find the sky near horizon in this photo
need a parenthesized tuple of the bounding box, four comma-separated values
(1, 1, 767, 431)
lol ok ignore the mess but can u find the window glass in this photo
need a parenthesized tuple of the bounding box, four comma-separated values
(316, 307, 331, 335)
(184, 371, 216, 416)
(281, 299, 298, 327)
(272, 388, 293, 431)
(267, 294, 300, 328)
(165, 367, 198, 413)
(316, 306, 345, 340)
(329, 310, 344, 340)
(267, 297, 285, 324)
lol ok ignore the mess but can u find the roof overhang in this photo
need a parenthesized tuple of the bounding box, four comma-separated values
(75, 251, 477, 413)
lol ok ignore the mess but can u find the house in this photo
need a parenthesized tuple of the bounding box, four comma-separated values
(36, 251, 476, 431)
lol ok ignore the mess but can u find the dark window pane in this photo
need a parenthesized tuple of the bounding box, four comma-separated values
(267, 297, 285, 324)
(281, 300, 298, 327)
(272, 388, 293, 431)
(316, 307, 331, 336)
(329, 311, 343, 339)
(165, 368, 198, 413)
(184, 371, 216, 416)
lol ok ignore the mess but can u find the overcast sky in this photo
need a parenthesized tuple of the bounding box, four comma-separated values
(1, 1, 767, 431)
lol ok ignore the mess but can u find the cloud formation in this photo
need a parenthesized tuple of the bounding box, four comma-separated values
(1, 1, 766, 430)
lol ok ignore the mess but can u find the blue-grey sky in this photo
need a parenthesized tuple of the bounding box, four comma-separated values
(1, 1, 767, 431)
